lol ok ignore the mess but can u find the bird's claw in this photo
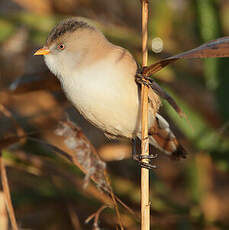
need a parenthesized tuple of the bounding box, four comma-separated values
(135, 72, 154, 88)
(137, 154, 158, 160)
(138, 161, 157, 170)
(133, 154, 158, 170)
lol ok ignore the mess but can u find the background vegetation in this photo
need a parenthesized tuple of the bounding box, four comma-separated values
(0, 0, 229, 229)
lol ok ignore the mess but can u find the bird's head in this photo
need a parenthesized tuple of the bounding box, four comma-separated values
(34, 17, 106, 79)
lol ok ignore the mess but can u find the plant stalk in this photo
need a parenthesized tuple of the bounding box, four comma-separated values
(140, 0, 150, 230)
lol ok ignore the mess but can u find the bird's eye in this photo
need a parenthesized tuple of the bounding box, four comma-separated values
(57, 43, 65, 51)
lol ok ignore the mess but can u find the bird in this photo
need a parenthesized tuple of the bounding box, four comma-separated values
(34, 17, 186, 168)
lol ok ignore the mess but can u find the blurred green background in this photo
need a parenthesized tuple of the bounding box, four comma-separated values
(0, 0, 229, 229)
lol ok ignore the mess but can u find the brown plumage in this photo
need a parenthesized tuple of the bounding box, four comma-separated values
(46, 18, 94, 46)
(34, 17, 187, 162)
(149, 114, 187, 159)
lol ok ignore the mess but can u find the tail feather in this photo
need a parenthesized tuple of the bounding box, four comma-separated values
(149, 114, 187, 159)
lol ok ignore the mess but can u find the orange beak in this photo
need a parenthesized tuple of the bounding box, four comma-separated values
(34, 47, 50, 56)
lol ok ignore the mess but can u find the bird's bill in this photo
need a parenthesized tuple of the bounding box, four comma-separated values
(34, 47, 50, 55)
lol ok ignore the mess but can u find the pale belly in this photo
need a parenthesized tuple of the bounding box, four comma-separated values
(61, 71, 142, 139)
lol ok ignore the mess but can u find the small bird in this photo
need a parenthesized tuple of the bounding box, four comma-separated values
(34, 17, 186, 167)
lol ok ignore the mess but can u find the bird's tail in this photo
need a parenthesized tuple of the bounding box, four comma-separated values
(148, 114, 187, 159)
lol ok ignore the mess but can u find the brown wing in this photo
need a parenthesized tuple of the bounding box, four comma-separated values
(149, 114, 187, 159)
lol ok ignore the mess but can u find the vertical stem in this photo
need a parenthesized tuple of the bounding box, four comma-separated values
(141, 1, 150, 230)
(0, 191, 8, 230)
(0, 156, 18, 230)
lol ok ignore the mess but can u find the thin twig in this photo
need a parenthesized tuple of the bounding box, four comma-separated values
(140, 0, 150, 230)
(0, 191, 8, 230)
(85, 205, 108, 229)
(104, 171, 124, 230)
(0, 155, 19, 230)
(67, 203, 82, 230)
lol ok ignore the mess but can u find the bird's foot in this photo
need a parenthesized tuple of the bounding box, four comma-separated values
(132, 138, 158, 170)
(135, 69, 185, 118)
(133, 154, 158, 170)
(138, 162, 157, 170)
(135, 72, 153, 88)
(136, 154, 158, 160)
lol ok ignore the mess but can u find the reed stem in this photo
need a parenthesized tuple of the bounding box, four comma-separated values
(140, 0, 150, 229)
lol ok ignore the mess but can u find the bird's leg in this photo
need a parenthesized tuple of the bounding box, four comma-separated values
(132, 139, 157, 170)
(136, 71, 168, 97)
(135, 72, 150, 88)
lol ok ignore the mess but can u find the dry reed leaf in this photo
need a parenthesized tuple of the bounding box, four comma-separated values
(138, 36, 229, 127)
(55, 121, 107, 190)
(143, 36, 229, 77)
(28, 121, 127, 229)
(54, 121, 125, 229)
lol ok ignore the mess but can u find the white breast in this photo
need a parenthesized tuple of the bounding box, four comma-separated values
(59, 58, 142, 138)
